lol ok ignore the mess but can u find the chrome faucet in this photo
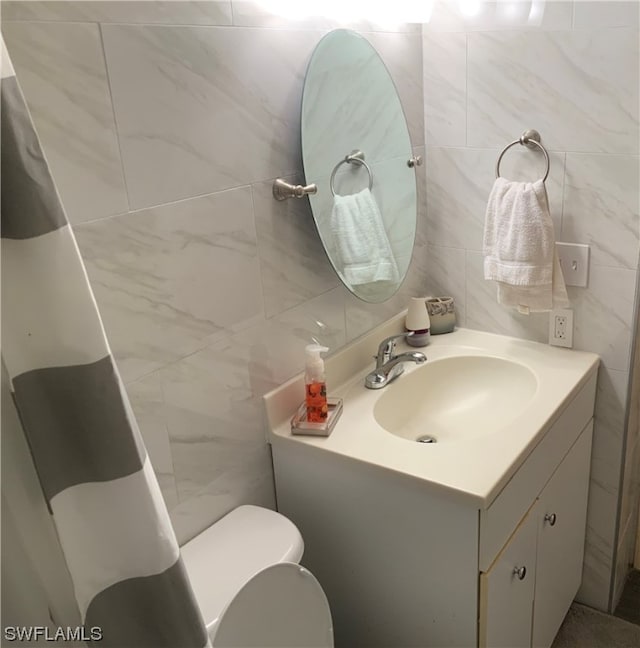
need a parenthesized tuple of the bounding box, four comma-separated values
(364, 332, 427, 389)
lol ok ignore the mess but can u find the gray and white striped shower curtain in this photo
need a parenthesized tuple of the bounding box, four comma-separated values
(1, 41, 209, 647)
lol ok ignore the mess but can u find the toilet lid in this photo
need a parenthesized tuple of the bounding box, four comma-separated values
(211, 562, 333, 648)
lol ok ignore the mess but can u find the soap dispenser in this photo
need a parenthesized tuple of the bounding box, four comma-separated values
(405, 297, 431, 347)
(305, 344, 329, 422)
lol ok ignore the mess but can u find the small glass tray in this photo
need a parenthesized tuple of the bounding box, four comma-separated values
(290, 397, 343, 437)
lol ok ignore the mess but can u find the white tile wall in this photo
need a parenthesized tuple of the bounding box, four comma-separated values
(365, 31, 425, 147)
(573, 1, 640, 30)
(230, 0, 422, 33)
(423, 32, 466, 147)
(2, 22, 128, 223)
(568, 267, 637, 372)
(422, 0, 640, 611)
(252, 176, 339, 319)
(466, 29, 639, 153)
(1, 1, 233, 24)
(126, 374, 179, 508)
(2, 4, 427, 545)
(426, 0, 574, 32)
(614, 515, 638, 608)
(615, 279, 640, 604)
(562, 154, 640, 270)
(590, 367, 630, 589)
(74, 187, 264, 384)
(425, 244, 467, 325)
(101, 24, 319, 209)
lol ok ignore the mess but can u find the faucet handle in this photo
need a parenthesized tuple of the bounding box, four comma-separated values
(382, 331, 414, 350)
(376, 331, 414, 366)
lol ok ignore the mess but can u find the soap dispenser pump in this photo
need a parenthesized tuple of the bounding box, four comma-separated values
(305, 344, 329, 422)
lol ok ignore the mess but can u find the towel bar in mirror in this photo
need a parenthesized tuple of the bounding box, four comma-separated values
(329, 150, 373, 197)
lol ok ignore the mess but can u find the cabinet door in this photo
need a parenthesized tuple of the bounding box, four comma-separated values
(532, 423, 593, 648)
(479, 503, 538, 648)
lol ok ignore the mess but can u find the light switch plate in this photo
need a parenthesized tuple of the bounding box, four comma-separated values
(556, 242, 590, 287)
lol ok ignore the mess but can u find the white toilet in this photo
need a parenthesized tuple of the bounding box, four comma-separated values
(181, 505, 333, 647)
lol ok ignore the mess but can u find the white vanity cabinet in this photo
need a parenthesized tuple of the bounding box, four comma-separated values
(265, 323, 599, 648)
(532, 424, 592, 648)
(480, 503, 538, 648)
(479, 423, 593, 648)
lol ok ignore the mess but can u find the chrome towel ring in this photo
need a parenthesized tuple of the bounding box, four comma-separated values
(495, 129, 550, 183)
(330, 149, 373, 196)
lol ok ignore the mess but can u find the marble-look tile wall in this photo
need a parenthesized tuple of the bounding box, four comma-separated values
(616, 274, 640, 601)
(423, 0, 639, 612)
(2, 1, 426, 545)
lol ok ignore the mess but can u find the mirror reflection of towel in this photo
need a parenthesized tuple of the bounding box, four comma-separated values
(330, 188, 399, 286)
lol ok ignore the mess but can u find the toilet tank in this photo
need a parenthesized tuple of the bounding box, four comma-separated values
(181, 505, 304, 632)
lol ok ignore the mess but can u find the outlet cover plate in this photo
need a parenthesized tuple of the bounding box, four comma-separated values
(556, 242, 590, 287)
(549, 308, 574, 348)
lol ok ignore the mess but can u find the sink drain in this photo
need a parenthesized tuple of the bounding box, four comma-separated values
(416, 434, 437, 444)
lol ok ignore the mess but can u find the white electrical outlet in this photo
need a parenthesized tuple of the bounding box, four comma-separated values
(549, 308, 574, 348)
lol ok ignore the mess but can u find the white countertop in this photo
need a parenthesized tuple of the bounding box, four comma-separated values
(264, 314, 599, 508)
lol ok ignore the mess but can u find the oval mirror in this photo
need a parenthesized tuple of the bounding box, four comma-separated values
(301, 29, 417, 303)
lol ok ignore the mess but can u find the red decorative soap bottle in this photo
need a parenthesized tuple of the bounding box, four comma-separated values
(305, 344, 329, 422)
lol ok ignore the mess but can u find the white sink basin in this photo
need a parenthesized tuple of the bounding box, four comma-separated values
(265, 317, 599, 506)
(373, 356, 537, 443)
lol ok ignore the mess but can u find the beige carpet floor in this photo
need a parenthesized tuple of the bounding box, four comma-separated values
(552, 603, 640, 648)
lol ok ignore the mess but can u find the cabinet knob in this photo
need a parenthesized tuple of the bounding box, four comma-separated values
(513, 566, 527, 581)
(544, 513, 557, 526)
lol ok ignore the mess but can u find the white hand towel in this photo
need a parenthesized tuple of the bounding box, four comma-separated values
(331, 188, 400, 286)
(483, 177, 568, 314)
